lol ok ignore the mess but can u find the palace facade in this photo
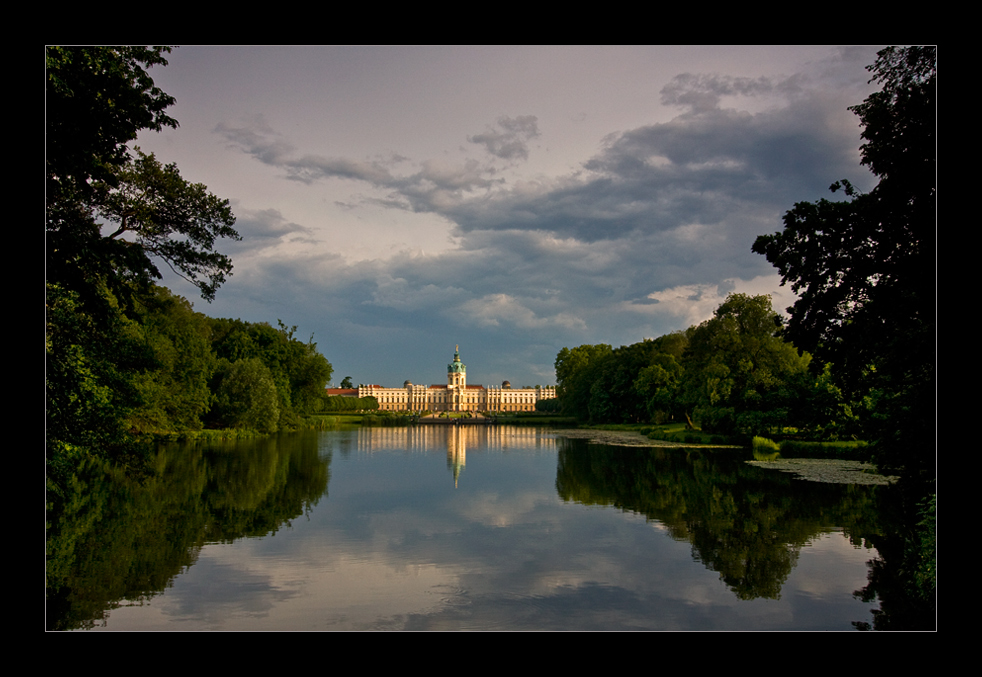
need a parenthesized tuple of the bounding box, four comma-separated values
(327, 347, 557, 413)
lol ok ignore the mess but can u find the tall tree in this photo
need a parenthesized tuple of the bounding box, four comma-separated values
(679, 294, 810, 436)
(554, 344, 612, 420)
(46, 47, 239, 493)
(751, 46, 935, 475)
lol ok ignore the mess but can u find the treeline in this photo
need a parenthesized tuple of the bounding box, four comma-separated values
(322, 395, 380, 412)
(554, 294, 856, 440)
(124, 284, 334, 434)
(46, 47, 342, 505)
(47, 281, 334, 494)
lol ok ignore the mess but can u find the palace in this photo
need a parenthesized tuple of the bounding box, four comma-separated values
(327, 346, 557, 413)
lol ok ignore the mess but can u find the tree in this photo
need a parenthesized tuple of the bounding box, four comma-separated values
(46, 47, 239, 492)
(212, 358, 281, 433)
(46, 47, 240, 312)
(634, 353, 684, 424)
(554, 344, 612, 419)
(340, 376, 353, 389)
(751, 47, 935, 474)
(679, 294, 810, 436)
(46, 46, 177, 196)
(46, 281, 157, 496)
(95, 148, 239, 302)
(126, 285, 217, 432)
(587, 340, 662, 423)
(203, 318, 333, 429)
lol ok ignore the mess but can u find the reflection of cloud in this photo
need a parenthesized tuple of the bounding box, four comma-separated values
(160, 557, 300, 630)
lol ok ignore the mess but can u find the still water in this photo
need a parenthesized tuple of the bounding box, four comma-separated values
(47, 425, 890, 631)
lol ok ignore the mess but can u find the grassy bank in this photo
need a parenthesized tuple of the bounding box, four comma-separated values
(490, 413, 579, 426)
(752, 435, 870, 460)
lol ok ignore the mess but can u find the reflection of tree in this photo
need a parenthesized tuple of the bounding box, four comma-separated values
(555, 439, 881, 600)
(45, 431, 330, 630)
(851, 483, 936, 630)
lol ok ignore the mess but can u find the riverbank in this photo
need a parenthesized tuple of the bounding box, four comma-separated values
(546, 428, 741, 448)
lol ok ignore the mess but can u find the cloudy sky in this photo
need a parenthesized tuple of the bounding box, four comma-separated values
(133, 45, 882, 388)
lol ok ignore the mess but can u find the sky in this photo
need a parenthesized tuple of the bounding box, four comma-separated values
(131, 45, 883, 389)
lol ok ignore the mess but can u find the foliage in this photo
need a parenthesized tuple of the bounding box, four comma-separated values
(205, 318, 334, 428)
(95, 148, 240, 302)
(47, 46, 239, 314)
(551, 294, 855, 439)
(915, 493, 936, 604)
(46, 46, 177, 195)
(751, 46, 935, 476)
(126, 285, 217, 431)
(46, 46, 242, 494)
(211, 358, 281, 433)
(322, 395, 380, 412)
(46, 282, 156, 497)
(752, 436, 781, 454)
(679, 294, 811, 436)
(554, 343, 612, 420)
(587, 340, 667, 423)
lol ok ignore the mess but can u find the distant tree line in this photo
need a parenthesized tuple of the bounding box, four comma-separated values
(554, 293, 855, 440)
(322, 395, 380, 412)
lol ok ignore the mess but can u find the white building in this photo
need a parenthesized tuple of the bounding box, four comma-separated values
(342, 346, 556, 413)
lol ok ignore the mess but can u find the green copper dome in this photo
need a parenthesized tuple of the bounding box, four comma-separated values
(448, 345, 466, 374)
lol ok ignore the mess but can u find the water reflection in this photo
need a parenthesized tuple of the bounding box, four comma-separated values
(346, 425, 559, 487)
(46, 426, 923, 630)
(555, 441, 877, 601)
(46, 431, 330, 630)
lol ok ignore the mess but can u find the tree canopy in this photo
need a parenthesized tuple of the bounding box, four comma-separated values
(46, 46, 178, 194)
(552, 295, 828, 436)
(46, 46, 240, 312)
(751, 46, 935, 475)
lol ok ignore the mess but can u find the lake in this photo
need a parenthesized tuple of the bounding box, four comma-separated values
(46, 425, 912, 631)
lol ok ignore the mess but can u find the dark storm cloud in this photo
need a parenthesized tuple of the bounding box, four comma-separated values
(215, 79, 868, 248)
(447, 86, 868, 243)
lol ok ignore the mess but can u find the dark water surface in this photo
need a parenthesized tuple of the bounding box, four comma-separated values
(48, 426, 893, 631)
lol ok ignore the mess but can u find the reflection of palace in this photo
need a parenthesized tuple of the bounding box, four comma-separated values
(352, 425, 560, 487)
(329, 347, 557, 413)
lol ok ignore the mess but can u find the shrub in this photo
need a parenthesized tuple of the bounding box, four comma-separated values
(752, 436, 781, 453)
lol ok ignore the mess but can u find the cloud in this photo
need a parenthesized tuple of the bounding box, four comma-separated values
(659, 73, 794, 113)
(217, 79, 867, 250)
(199, 50, 877, 384)
(214, 116, 295, 166)
(461, 293, 587, 331)
(468, 115, 540, 161)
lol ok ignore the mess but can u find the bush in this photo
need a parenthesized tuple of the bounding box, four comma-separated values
(752, 436, 781, 453)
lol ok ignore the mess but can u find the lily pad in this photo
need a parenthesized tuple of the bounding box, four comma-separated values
(746, 458, 898, 485)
